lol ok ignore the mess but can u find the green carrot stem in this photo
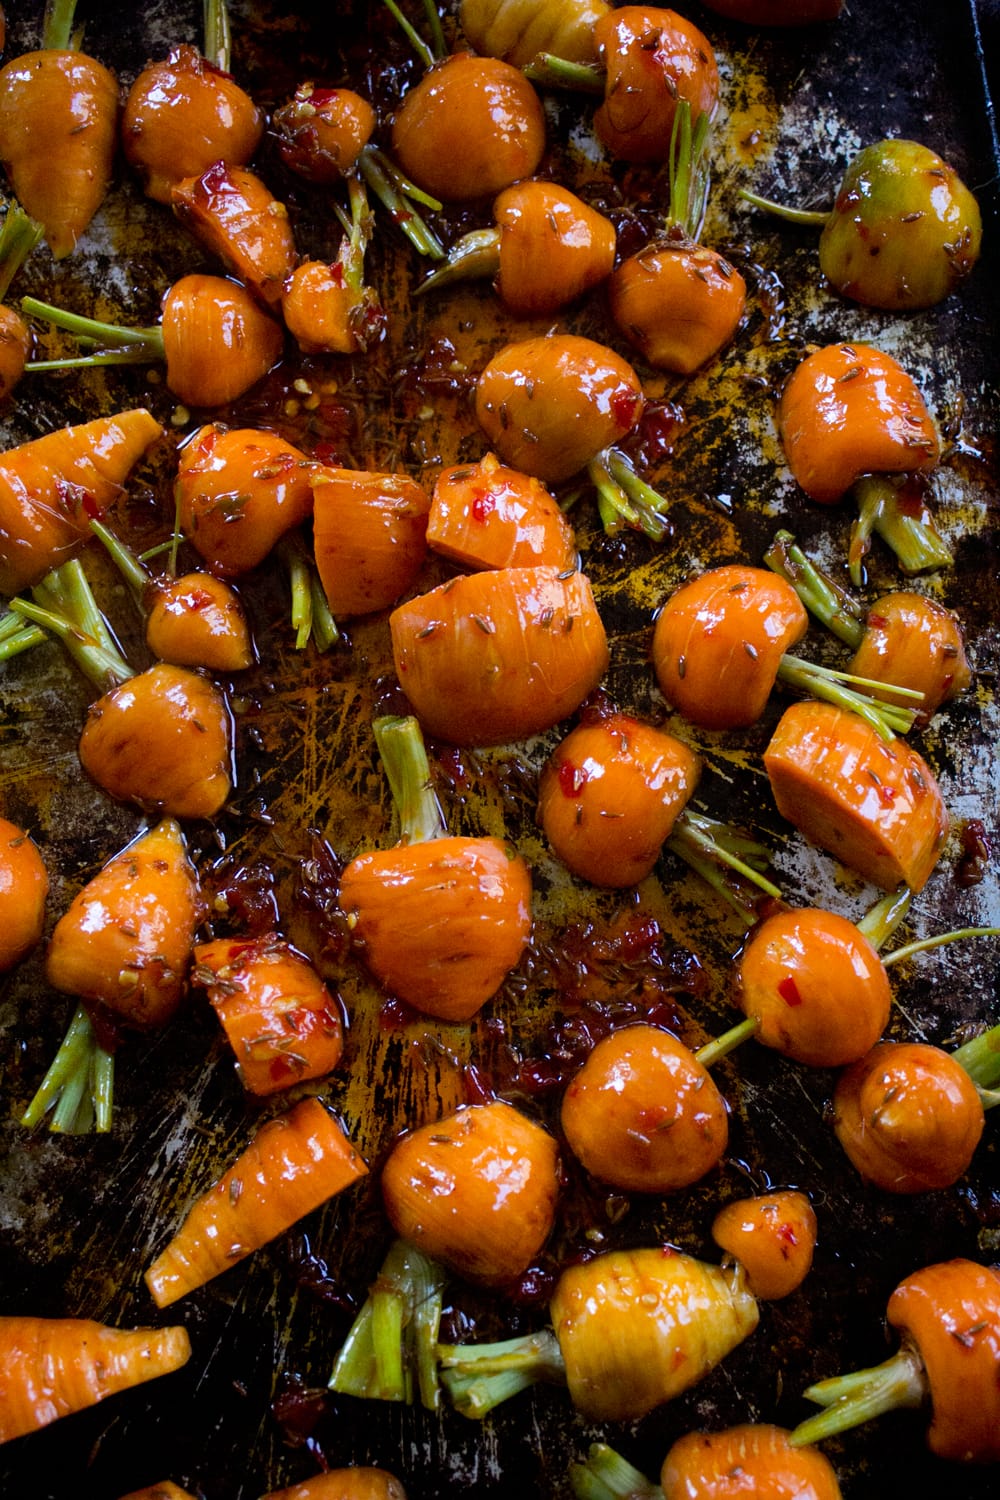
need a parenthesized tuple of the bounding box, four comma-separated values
(21, 295, 164, 355)
(882, 927, 1000, 969)
(0, 204, 45, 301)
(11, 595, 132, 688)
(763, 530, 866, 649)
(850, 476, 952, 588)
(277, 535, 339, 653)
(667, 100, 711, 240)
(308, 573, 339, 653)
(775, 654, 917, 739)
(0, 616, 46, 663)
(524, 53, 604, 93)
(338, 173, 376, 294)
(695, 1016, 759, 1070)
(203, 0, 231, 74)
(438, 1329, 566, 1418)
(569, 1443, 662, 1500)
(669, 810, 782, 900)
(414, 228, 499, 296)
(12, 559, 135, 691)
(89, 517, 150, 603)
(21, 1002, 114, 1134)
(372, 715, 447, 845)
(739, 188, 829, 227)
(42, 0, 80, 51)
(588, 448, 671, 543)
(329, 1239, 446, 1410)
(953, 1020, 1000, 1096)
(381, 0, 440, 69)
(789, 1344, 925, 1448)
(356, 147, 445, 261)
(854, 885, 912, 952)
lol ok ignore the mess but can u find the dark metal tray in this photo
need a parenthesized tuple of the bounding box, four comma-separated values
(0, 2, 998, 1497)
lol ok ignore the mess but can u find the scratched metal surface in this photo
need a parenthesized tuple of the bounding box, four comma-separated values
(0, 1, 998, 1498)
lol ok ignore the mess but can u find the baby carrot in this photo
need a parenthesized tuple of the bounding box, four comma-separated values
(0, 1315, 191, 1443)
(310, 466, 430, 619)
(261, 1470, 408, 1500)
(0, 816, 48, 972)
(117, 1486, 198, 1500)
(145, 1095, 368, 1308)
(144, 572, 255, 673)
(0, 408, 163, 596)
(274, 83, 376, 183)
(763, 700, 950, 892)
(172, 162, 298, 306)
(660, 1423, 843, 1498)
(591, 7, 720, 163)
(0, 303, 31, 401)
(427, 452, 578, 573)
(710, 1190, 817, 1301)
(459, 0, 609, 65)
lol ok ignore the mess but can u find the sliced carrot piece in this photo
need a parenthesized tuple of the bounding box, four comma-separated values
(311, 467, 430, 618)
(427, 452, 577, 572)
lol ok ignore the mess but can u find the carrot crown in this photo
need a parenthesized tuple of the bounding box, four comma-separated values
(373, 714, 447, 845)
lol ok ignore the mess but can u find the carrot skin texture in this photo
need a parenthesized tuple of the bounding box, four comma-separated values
(172, 163, 298, 306)
(763, 700, 950, 892)
(609, 239, 747, 376)
(390, 564, 609, 747)
(887, 1259, 1000, 1462)
(145, 572, 255, 672)
(78, 663, 233, 820)
(160, 274, 284, 408)
(311, 468, 430, 619)
(550, 1246, 759, 1421)
(710, 1190, 817, 1300)
(493, 180, 617, 316)
(391, 53, 545, 203)
(459, 0, 610, 65)
(192, 935, 345, 1096)
(274, 85, 376, 183)
(0, 50, 119, 259)
(339, 835, 532, 1021)
(0, 409, 164, 596)
(45, 818, 205, 1030)
(0, 1316, 191, 1443)
(428, 452, 578, 573)
(593, 8, 720, 163)
(262, 1469, 407, 1500)
(122, 45, 264, 204)
(381, 1100, 559, 1286)
(849, 591, 972, 719)
(0, 303, 31, 400)
(778, 342, 941, 506)
(0, 818, 48, 972)
(661, 1423, 844, 1499)
(145, 1096, 368, 1307)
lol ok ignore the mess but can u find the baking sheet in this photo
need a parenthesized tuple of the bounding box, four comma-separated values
(0, 1, 998, 1496)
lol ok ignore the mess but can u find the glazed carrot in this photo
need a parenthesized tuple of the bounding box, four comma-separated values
(191, 934, 345, 1096)
(0, 408, 163, 596)
(591, 7, 719, 163)
(418, 179, 616, 317)
(778, 342, 941, 507)
(459, 0, 610, 64)
(310, 466, 430, 619)
(0, 4, 118, 258)
(763, 700, 950, 892)
(175, 424, 316, 576)
(172, 162, 298, 306)
(730, 906, 892, 1068)
(391, 52, 546, 202)
(711, 1190, 817, 1300)
(538, 709, 701, 887)
(0, 1316, 191, 1444)
(428, 452, 578, 572)
(274, 83, 376, 182)
(0, 303, 30, 400)
(145, 1095, 368, 1308)
(338, 716, 532, 1020)
(144, 572, 255, 672)
(78, 662, 233, 820)
(561, 1023, 729, 1192)
(262, 1471, 408, 1500)
(660, 1423, 843, 1499)
(117, 1486, 198, 1500)
(390, 563, 609, 746)
(440, 1246, 758, 1420)
(475, 334, 644, 484)
(329, 1238, 447, 1409)
(281, 173, 385, 356)
(381, 1099, 559, 1286)
(0, 816, 48, 971)
(791, 1258, 1000, 1462)
(0, 201, 43, 402)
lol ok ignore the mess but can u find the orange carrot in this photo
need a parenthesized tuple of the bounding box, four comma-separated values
(273, 84, 376, 183)
(778, 342, 941, 506)
(311, 467, 430, 619)
(191, 934, 345, 1096)
(592, 7, 719, 163)
(459, 0, 610, 65)
(609, 236, 746, 376)
(391, 52, 546, 202)
(144, 571, 255, 672)
(0, 408, 163, 596)
(117, 1486, 198, 1500)
(391, 563, 609, 746)
(731, 906, 892, 1068)
(172, 162, 298, 306)
(475, 334, 644, 484)
(145, 1095, 368, 1308)
(847, 591, 972, 719)
(381, 1099, 559, 1286)
(0, 816, 48, 971)
(175, 424, 316, 576)
(262, 1470, 408, 1500)
(0, 1315, 191, 1443)
(281, 259, 374, 357)
(0, 302, 31, 399)
(660, 1423, 843, 1499)
(45, 818, 205, 1031)
(561, 1023, 728, 1192)
(537, 709, 700, 886)
(710, 1190, 817, 1300)
(78, 662, 233, 820)
(122, 44, 264, 205)
(763, 700, 950, 891)
(427, 452, 578, 572)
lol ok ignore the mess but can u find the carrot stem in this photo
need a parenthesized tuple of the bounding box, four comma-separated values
(21, 1003, 114, 1134)
(89, 517, 150, 604)
(775, 654, 917, 740)
(695, 1016, 760, 1069)
(21, 296, 164, 355)
(953, 1020, 1000, 1098)
(203, 0, 231, 74)
(854, 885, 912, 952)
(850, 476, 952, 587)
(277, 534, 339, 652)
(763, 530, 865, 649)
(739, 188, 829, 227)
(790, 1344, 925, 1447)
(524, 54, 604, 93)
(356, 146, 445, 260)
(0, 204, 45, 302)
(372, 714, 447, 845)
(588, 448, 671, 543)
(414, 228, 499, 296)
(329, 1239, 447, 1409)
(569, 1443, 662, 1500)
(667, 101, 711, 240)
(882, 927, 1000, 969)
(381, 0, 442, 69)
(42, 0, 80, 51)
(438, 1329, 566, 1418)
(0, 614, 46, 662)
(11, 559, 134, 691)
(667, 810, 783, 918)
